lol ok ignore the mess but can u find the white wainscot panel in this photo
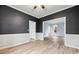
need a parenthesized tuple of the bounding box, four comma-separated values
(0, 33, 30, 49)
(65, 34, 79, 49)
(36, 33, 44, 40)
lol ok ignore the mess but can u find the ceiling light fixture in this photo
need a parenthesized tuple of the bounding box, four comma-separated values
(41, 5, 45, 9)
(33, 5, 45, 9)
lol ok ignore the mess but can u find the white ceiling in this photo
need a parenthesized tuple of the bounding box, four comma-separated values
(9, 5, 74, 18)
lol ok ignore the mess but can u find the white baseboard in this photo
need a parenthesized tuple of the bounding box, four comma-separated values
(65, 34, 79, 49)
(0, 33, 30, 49)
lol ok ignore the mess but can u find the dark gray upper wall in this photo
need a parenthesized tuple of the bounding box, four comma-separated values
(0, 5, 38, 34)
(38, 5, 79, 34)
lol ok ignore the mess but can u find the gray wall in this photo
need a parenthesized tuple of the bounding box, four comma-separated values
(0, 5, 38, 34)
(38, 5, 79, 34)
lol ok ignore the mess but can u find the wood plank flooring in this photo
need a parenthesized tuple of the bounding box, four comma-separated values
(0, 37, 79, 54)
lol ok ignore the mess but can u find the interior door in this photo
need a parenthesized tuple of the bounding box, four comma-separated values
(29, 20, 36, 40)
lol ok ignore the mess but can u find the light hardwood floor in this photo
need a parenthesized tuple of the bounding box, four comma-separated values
(0, 37, 79, 54)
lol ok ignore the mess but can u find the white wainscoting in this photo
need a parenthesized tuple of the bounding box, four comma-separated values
(0, 33, 30, 49)
(65, 34, 79, 49)
(36, 33, 43, 40)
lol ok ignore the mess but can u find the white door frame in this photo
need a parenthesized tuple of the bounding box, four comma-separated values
(43, 17, 66, 38)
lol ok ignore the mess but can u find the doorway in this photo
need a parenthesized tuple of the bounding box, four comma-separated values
(43, 17, 66, 40)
